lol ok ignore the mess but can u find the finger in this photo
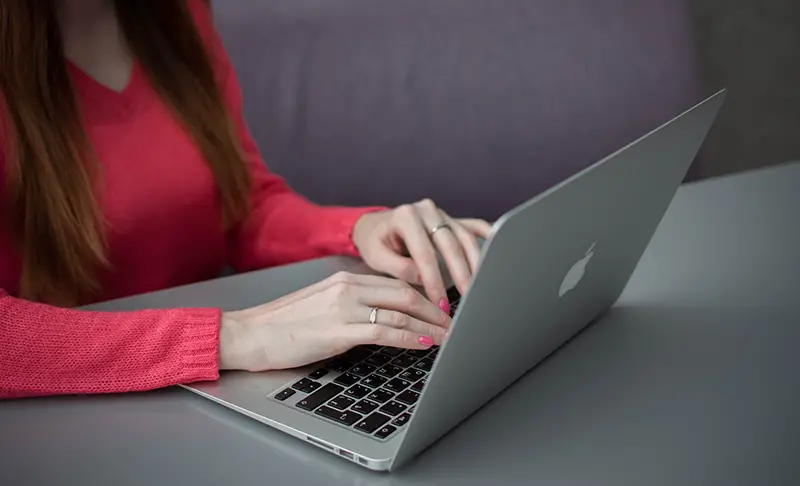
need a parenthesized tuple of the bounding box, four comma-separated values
(247, 271, 406, 316)
(457, 218, 493, 239)
(364, 308, 446, 345)
(415, 202, 472, 295)
(346, 324, 435, 350)
(359, 240, 421, 285)
(352, 284, 451, 329)
(444, 217, 482, 275)
(336, 272, 410, 288)
(392, 204, 448, 307)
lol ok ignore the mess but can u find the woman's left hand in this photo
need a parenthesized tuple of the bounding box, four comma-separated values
(351, 199, 492, 313)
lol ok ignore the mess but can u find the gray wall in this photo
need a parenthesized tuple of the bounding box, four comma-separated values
(687, 0, 800, 180)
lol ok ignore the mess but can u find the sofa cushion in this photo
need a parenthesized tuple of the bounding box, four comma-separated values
(213, 0, 702, 220)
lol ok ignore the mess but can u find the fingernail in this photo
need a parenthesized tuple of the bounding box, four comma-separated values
(438, 298, 450, 315)
(418, 336, 434, 347)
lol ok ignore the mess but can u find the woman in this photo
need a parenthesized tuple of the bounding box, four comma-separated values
(0, 0, 491, 399)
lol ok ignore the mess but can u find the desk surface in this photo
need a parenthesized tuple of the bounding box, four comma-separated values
(2, 162, 799, 486)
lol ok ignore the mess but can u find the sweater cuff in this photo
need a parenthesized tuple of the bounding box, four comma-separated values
(175, 307, 223, 383)
(323, 205, 390, 257)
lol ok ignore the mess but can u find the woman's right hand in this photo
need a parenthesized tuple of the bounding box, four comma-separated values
(218, 272, 451, 372)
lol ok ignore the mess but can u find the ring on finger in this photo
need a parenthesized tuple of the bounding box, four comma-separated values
(428, 221, 451, 236)
(369, 307, 380, 324)
(368, 308, 443, 340)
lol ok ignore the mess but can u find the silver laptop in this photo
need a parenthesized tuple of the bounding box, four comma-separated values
(183, 89, 727, 471)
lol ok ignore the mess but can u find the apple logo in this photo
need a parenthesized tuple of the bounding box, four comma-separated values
(559, 242, 596, 297)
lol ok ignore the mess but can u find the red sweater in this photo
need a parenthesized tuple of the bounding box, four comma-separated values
(0, 1, 381, 399)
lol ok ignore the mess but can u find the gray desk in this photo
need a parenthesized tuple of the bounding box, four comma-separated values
(2, 162, 799, 486)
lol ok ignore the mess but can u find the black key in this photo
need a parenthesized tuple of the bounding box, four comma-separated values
(367, 388, 395, 403)
(292, 378, 321, 393)
(328, 395, 355, 410)
(333, 373, 360, 387)
(360, 344, 382, 352)
(341, 347, 373, 363)
(447, 290, 460, 315)
(345, 385, 371, 399)
(392, 412, 411, 427)
(355, 412, 391, 434)
(399, 369, 426, 382)
(406, 349, 430, 358)
(379, 400, 407, 416)
(349, 364, 376, 377)
(446, 286, 461, 302)
(326, 359, 352, 373)
(411, 379, 426, 392)
(415, 358, 434, 372)
(409, 406, 416, 413)
(274, 388, 296, 401)
(376, 365, 404, 378)
(365, 354, 392, 367)
(374, 424, 397, 439)
(361, 374, 388, 388)
(296, 383, 344, 411)
(315, 405, 363, 426)
(396, 390, 420, 405)
(392, 355, 418, 368)
(308, 368, 328, 380)
(352, 399, 379, 415)
(384, 378, 411, 393)
(380, 347, 403, 357)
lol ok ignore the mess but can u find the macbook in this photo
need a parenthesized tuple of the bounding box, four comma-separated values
(182, 89, 727, 471)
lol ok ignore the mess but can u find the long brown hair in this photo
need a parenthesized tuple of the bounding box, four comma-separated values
(0, 0, 251, 306)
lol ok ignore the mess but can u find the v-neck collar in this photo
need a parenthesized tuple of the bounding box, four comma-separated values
(67, 59, 151, 122)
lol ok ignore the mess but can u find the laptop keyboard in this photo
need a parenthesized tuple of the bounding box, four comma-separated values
(270, 288, 461, 441)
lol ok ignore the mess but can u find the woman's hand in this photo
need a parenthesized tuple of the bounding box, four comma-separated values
(351, 199, 492, 312)
(218, 271, 451, 372)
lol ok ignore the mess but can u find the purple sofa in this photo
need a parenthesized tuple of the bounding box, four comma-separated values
(212, 0, 703, 221)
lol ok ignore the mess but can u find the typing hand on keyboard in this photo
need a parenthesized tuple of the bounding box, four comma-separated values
(350, 200, 492, 313)
(218, 271, 451, 372)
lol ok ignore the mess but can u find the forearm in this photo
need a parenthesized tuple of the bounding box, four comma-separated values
(227, 189, 385, 271)
(0, 290, 221, 399)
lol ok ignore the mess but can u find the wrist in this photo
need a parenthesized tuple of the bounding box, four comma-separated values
(351, 214, 368, 253)
(219, 311, 245, 370)
(351, 210, 384, 253)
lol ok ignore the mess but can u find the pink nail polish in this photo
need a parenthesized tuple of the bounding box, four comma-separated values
(418, 336, 434, 347)
(438, 298, 450, 315)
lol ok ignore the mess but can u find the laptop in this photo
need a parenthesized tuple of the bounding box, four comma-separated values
(182, 89, 727, 471)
